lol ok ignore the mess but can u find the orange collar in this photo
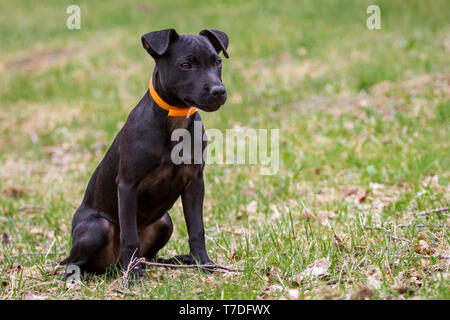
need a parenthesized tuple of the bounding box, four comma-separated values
(149, 79, 197, 117)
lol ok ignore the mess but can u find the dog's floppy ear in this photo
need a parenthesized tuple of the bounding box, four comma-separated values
(141, 29, 179, 59)
(199, 29, 229, 58)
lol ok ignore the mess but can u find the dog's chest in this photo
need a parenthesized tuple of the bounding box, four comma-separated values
(134, 160, 199, 225)
(137, 163, 198, 195)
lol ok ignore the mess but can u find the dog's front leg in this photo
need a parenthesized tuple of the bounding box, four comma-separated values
(181, 173, 211, 265)
(117, 180, 143, 279)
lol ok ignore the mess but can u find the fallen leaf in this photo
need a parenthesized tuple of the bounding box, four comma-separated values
(352, 287, 373, 300)
(269, 284, 283, 292)
(417, 232, 427, 241)
(270, 204, 281, 220)
(318, 210, 337, 226)
(246, 200, 258, 215)
(2, 186, 26, 198)
(288, 288, 300, 300)
(244, 180, 256, 196)
(301, 208, 314, 220)
(264, 267, 281, 282)
(23, 294, 46, 300)
(414, 240, 436, 255)
(396, 286, 416, 296)
(2, 232, 10, 244)
(18, 204, 43, 213)
(366, 266, 382, 290)
(297, 47, 307, 56)
(344, 188, 367, 204)
(356, 189, 367, 203)
(369, 182, 385, 191)
(367, 276, 381, 290)
(301, 258, 331, 279)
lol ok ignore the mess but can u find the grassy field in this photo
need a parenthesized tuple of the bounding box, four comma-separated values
(0, 0, 449, 299)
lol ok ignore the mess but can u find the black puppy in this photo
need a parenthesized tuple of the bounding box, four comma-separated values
(61, 29, 229, 280)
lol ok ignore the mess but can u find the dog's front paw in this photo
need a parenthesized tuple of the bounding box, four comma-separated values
(125, 265, 143, 286)
(164, 254, 196, 265)
(200, 260, 217, 273)
(158, 254, 211, 266)
(131, 266, 144, 277)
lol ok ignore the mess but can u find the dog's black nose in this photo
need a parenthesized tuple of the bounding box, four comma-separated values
(210, 85, 226, 97)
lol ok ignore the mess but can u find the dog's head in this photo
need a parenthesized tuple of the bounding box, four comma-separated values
(142, 29, 229, 112)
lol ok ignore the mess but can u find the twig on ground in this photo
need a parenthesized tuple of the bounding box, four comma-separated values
(303, 278, 352, 291)
(413, 207, 449, 216)
(395, 253, 450, 260)
(328, 224, 349, 252)
(397, 223, 448, 228)
(138, 258, 243, 273)
(363, 226, 411, 247)
(113, 288, 136, 296)
(44, 239, 56, 260)
(18, 204, 43, 211)
(121, 249, 141, 286)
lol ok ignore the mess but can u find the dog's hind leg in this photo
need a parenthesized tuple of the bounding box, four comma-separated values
(138, 212, 173, 261)
(64, 206, 119, 280)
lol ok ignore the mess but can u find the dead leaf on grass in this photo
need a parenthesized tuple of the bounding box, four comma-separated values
(264, 267, 281, 282)
(345, 188, 367, 204)
(318, 210, 337, 226)
(366, 266, 382, 290)
(314, 283, 341, 300)
(288, 288, 300, 300)
(414, 240, 436, 255)
(246, 200, 258, 215)
(1, 185, 27, 198)
(396, 286, 416, 296)
(269, 204, 281, 220)
(351, 286, 373, 300)
(244, 180, 256, 196)
(2, 232, 10, 244)
(300, 207, 315, 220)
(417, 232, 428, 241)
(18, 204, 43, 213)
(300, 258, 331, 280)
(23, 294, 46, 300)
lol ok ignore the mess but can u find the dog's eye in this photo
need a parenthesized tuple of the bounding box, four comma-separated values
(215, 59, 222, 67)
(180, 62, 192, 70)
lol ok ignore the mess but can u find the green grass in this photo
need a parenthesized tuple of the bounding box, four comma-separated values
(0, 0, 449, 299)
